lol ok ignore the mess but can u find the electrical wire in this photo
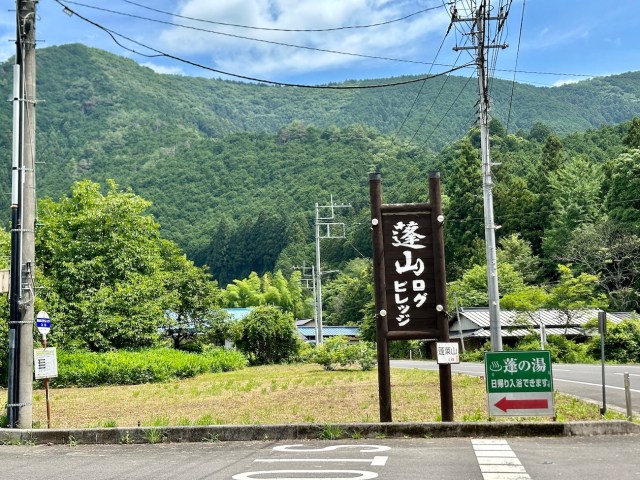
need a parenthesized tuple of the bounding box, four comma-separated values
(389, 23, 452, 146)
(55, 1, 474, 89)
(61, 1, 451, 68)
(114, 0, 445, 33)
(58, 0, 462, 71)
(505, 0, 525, 133)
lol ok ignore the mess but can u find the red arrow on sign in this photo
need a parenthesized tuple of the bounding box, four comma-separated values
(495, 397, 549, 412)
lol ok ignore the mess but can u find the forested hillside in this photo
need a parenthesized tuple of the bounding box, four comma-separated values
(1, 44, 640, 289)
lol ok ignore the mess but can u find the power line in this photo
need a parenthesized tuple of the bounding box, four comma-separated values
(57, 1, 625, 82)
(55, 0, 474, 89)
(62, 0, 450, 68)
(389, 22, 452, 145)
(505, 0, 525, 133)
(115, 0, 445, 33)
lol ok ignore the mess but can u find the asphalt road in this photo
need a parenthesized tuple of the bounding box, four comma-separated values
(1, 436, 638, 479)
(391, 360, 640, 415)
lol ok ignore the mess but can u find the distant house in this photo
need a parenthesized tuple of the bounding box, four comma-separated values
(295, 318, 360, 343)
(449, 307, 637, 348)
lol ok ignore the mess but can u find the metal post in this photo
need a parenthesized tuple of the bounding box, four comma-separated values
(42, 336, 51, 429)
(598, 311, 606, 415)
(454, 294, 465, 354)
(624, 373, 632, 421)
(429, 172, 453, 422)
(369, 173, 392, 422)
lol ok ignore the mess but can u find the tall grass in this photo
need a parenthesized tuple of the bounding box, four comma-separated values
(49, 347, 247, 387)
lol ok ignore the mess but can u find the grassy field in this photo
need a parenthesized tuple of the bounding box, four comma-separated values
(3, 364, 624, 429)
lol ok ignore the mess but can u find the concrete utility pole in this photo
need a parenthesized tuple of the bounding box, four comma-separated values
(292, 263, 318, 344)
(451, 1, 507, 351)
(7, 0, 37, 428)
(314, 197, 350, 344)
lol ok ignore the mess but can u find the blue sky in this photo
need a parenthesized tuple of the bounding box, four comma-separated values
(1, 0, 639, 87)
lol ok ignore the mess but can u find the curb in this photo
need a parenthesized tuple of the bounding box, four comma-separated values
(1, 421, 638, 445)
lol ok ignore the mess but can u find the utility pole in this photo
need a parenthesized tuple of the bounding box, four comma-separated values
(7, 0, 37, 428)
(292, 263, 318, 344)
(314, 197, 350, 344)
(451, 1, 507, 351)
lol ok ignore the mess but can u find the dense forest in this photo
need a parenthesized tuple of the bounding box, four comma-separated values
(0, 44, 639, 297)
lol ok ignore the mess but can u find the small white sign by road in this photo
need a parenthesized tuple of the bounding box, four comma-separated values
(34, 347, 58, 379)
(436, 342, 460, 364)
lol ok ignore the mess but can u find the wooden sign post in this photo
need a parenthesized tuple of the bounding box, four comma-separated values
(369, 172, 453, 422)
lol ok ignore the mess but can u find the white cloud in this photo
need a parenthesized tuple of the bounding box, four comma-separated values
(141, 62, 185, 75)
(155, 0, 449, 79)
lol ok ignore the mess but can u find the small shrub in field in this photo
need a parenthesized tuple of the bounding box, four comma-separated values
(310, 337, 376, 371)
(49, 347, 247, 387)
(235, 306, 300, 365)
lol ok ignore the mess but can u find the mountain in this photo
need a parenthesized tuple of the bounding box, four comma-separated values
(1, 44, 639, 281)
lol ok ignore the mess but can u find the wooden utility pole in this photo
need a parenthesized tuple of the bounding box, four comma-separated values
(451, 1, 507, 351)
(7, 0, 37, 428)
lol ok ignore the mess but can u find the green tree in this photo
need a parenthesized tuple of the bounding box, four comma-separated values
(542, 156, 604, 262)
(443, 137, 483, 278)
(605, 149, 640, 231)
(37, 180, 171, 350)
(448, 263, 527, 307)
(622, 117, 640, 149)
(322, 259, 373, 326)
(160, 241, 222, 349)
(562, 220, 640, 310)
(546, 264, 607, 331)
(235, 305, 300, 365)
(496, 234, 540, 283)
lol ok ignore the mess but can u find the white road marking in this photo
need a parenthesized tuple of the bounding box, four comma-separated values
(232, 471, 378, 480)
(472, 439, 531, 480)
(273, 445, 390, 453)
(613, 373, 640, 377)
(553, 378, 640, 393)
(254, 457, 388, 467)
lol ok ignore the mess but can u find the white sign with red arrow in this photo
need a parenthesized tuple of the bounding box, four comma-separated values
(488, 392, 554, 416)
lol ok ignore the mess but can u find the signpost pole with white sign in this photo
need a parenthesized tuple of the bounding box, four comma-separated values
(35, 310, 53, 428)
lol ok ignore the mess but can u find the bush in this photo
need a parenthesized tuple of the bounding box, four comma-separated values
(235, 306, 300, 365)
(588, 319, 640, 363)
(308, 336, 376, 371)
(515, 334, 591, 363)
(49, 347, 247, 387)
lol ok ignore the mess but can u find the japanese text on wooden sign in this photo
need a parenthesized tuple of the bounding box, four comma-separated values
(382, 212, 437, 336)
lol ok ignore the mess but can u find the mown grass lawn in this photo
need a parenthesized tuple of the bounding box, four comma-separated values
(4, 364, 624, 429)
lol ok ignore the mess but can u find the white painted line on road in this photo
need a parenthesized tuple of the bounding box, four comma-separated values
(254, 457, 388, 467)
(554, 378, 640, 393)
(472, 439, 531, 480)
(477, 458, 524, 466)
(233, 470, 378, 480)
(475, 450, 517, 457)
(482, 474, 531, 480)
(481, 465, 527, 473)
(613, 373, 640, 378)
(474, 444, 513, 451)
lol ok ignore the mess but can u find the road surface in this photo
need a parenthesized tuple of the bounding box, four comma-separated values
(391, 360, 640, 415)
(1, 436, 638, 479)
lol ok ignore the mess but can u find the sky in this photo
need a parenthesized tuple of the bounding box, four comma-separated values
(1, 0, 639, 87)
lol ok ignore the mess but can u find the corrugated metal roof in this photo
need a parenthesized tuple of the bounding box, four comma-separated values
(457, 308, 631, 329)
(298, 326, 360, 339)
(465, 327, 586, 338)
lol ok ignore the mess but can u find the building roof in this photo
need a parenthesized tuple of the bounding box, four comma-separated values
(297, 326, 360, 341)
(450, 308, 638, 339)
